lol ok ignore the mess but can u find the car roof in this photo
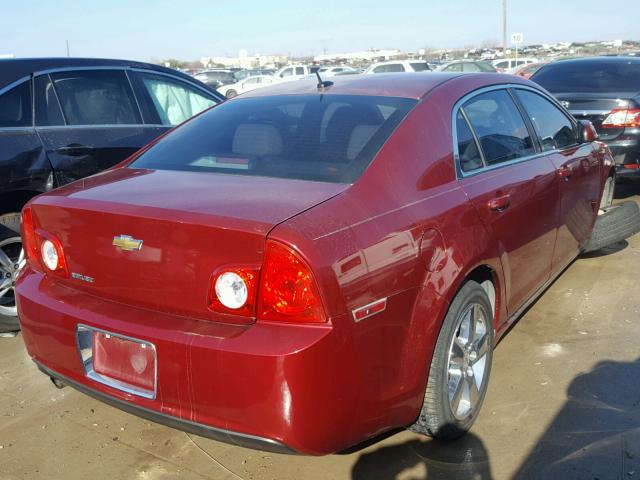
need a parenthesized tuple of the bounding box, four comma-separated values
(237, 72, 485, 100)
(0, 57, 201, 90)
(548, 56, 640, 65)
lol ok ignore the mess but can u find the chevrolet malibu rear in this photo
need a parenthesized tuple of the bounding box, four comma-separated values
(16, 72, 610, 455)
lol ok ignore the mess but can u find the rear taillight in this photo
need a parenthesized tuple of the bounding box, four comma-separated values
(208, 267, 257, 316)
(21, 207, 39, 267)
(258, 240, 326, 323)
(602, 109, 640, 128)
(21, 206, 68, 276)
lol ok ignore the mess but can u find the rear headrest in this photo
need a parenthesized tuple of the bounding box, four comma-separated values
(347, 125, 380, 160)
(232, 123, 283, 157)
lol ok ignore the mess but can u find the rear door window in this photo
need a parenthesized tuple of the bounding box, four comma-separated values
(34, 74, 65, 126)
(130, 95, 417, 184)
(461, 89, 535, 166)
(50, 70, 141, 125)
(0, 81, 32, 127)
(135, 72, 218, 126)
(515, 89, 577, 150)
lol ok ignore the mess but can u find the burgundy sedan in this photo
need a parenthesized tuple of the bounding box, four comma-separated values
(16, 73, 613, 455)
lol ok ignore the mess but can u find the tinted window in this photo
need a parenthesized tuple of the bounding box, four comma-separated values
(34, 74, 64, 126)
(0, 81, 32, 127)
(281, 68, 293, 77)
(462, 90, 535, 166)
(295, 67, 305, 75)
(516, 89, 577, 150)
(532, 60, 640, 93)
(456, 111, 483, 172)
(137, 72, 217, 126)
(131, 95, 416, 184)
(410, 62, 429, 72)
(495, 61, 509, 69)
(50, 70, 140, 125)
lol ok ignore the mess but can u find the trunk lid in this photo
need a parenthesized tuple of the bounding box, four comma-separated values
(555, 93, 638, 141)
(31, 168, 347, 324)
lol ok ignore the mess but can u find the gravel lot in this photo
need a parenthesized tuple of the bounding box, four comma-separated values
(2, 185, 639, 480)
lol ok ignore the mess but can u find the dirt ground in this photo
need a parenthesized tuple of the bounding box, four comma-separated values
(2, 186, 640, 480)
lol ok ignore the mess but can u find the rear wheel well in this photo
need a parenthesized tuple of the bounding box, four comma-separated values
(0, 191, 42, 215)
(464, 265, 497, 319)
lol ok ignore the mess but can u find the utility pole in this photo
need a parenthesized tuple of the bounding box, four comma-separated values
(502, 0, 507, 54)
(66, 40, 70, 57)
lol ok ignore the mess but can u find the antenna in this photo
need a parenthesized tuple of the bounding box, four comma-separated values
(315, 70, 333, 90)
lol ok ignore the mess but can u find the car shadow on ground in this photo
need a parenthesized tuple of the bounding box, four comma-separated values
(350, 432, 493, 480)
(349, 359, 640, 480)
(581, 239, 629, 258)
(513, 358, 640, 480)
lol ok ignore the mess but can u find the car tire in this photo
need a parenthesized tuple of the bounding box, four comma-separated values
(409, 280, 494, 440)
(225, 89, 238, 99)
(582, 201, 640, 254)
(0, 219, 24, 333)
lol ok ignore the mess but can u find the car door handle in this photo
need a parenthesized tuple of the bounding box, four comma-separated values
(487, 194, 511, 212)
(55, 144, 95, 156)
(557, 165, 572, 180)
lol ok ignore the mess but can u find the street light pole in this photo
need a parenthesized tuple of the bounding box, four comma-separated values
(502, 0, 507, 54)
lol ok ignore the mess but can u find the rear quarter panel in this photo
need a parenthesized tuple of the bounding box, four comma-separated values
(269, 76, 511, 441)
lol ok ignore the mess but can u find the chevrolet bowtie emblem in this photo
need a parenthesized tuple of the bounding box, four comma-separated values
(112, 235, 143, 252)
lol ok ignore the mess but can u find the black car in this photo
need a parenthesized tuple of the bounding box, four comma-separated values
(531, 57, 640, 177)
(193, 70, 236, 88)
(0, 57, 224, 331)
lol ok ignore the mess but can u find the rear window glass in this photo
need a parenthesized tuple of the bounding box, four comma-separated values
(532, 60, 640, 93)
(130, 95, 416, 184)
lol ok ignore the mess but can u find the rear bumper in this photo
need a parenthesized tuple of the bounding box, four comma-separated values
(604, 135, 640, 176)
(16, 268, 424, 455)
(35, 361, 294, 454)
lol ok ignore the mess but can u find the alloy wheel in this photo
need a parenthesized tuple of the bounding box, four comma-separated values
(0, 236, 25, 317)
(446, 302, 491, 420)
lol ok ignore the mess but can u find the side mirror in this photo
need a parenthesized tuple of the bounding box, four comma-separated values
(578, 119, 599, 143)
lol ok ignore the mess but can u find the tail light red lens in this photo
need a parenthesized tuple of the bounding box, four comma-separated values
(21, 206, 68, 276)
(258, 240, 326, 323)
(21, 207, 39, 268)
(602, 109, 640, 128)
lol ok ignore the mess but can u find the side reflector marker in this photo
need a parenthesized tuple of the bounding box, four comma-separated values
(352, 298, 387, 323)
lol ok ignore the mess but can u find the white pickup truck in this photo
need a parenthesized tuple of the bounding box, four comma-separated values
(274, 65, 313, 81)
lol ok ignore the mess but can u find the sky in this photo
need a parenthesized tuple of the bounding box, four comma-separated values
(0, 0, 634, 61)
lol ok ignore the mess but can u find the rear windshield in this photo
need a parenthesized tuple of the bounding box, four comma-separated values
(130, 94, 416, 184)
(532, 60, 640, 94)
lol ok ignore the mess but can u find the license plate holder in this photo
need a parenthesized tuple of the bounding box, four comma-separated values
(77, 325, 157, 399)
